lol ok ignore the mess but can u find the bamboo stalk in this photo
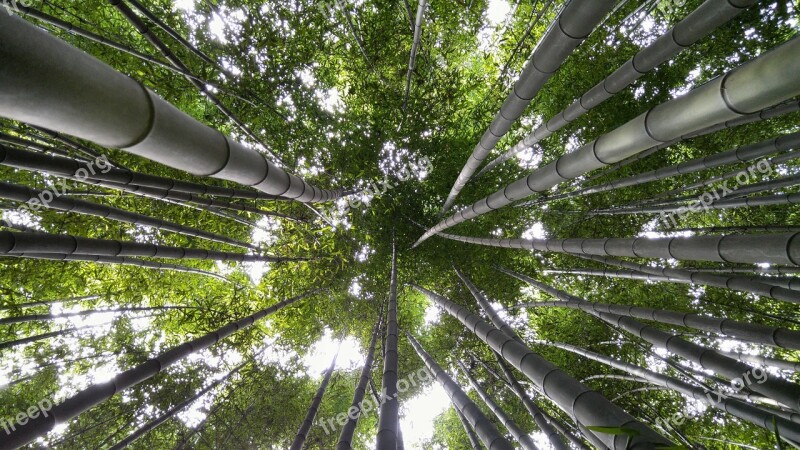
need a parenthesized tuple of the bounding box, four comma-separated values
(417, 37, 800, 246)
(477, 0, 757, 178)
(410, 284, 674, 448)
(518, 275, 800, 411)
(439, 0, 616, 214)
(0, 288, 322, 449)
(435, 231, 800, 267)
(0, 14, 346, 202)
(405, 331, 515, 450)
(376, 242, 400, 449)
(0, 181, 256, 249)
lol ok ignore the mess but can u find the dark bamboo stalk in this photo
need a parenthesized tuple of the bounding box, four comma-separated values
(0, 230, 300, 263)
(290, 350, 339, 450)
(0, 288, 322, 449)
(336, 314, 383, 449)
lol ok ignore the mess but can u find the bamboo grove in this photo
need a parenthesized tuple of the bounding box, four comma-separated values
(0, 0, 799, 448)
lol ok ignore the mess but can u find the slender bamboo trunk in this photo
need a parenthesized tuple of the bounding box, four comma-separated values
(122, 0, 225, 72)
(0, 144, 284, 201)
(3, 252, 231, 282)
(2, 352, 115, 388)
(508, 279, 800, 350)
(546, 267, 800, 291)
(439, 0, 616, 214)
(0, 288, 321, 449)
(0, 295, 100, 310)
(0, 131, 82, 160)
(290, 350, 339, 450)
(47, 411, 131, 448)
(0, 313, 162, 351)
(456, 360, 538, 450)
(517, 274, 800, 411)
(582, 374, 648, 383)
(336, 314, 382, 450)
(0, 230, 298, 263)
(410, 284, 674, 449)
(477, 0, 757, 178)
(631, 145, 800, 207)
(402, 0, 428, 110)
(594, 171, 800, 216)
(0, 326, 90, 351)
(0, 14, 345, 202)
(542, 252, 800, 303)
(120, 0, 284, 118)
(453, 264, 569, 449)
(718, 350, 800, 372)
(0, 181, 256, 249)
(524, 132, 800, 207)
(492, 353, 587, 450)
(0, 305, 194, 325)
(377, 242, 400, 449)
(454, 264, 524, 343)
(672, 225, 800, 235)
(405, 331, 515, 450)
(539, 340, 800, 442)
(435, 231, 800, 267)
(107, 351, 255, 450)
(117, 182, 299, 219)
(95, 180, 300, 220)
(171, 388, 234, 450)
(455, 406, 483, 450)
(29, 125, 128, 169)
(614, 191, 800, 216)
(417, 37, 800, 246)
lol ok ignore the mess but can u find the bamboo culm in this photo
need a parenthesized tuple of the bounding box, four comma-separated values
(493, 353, 583, 450)
(0, 14, 346, 202)
(417, 37, 800, 246)
(540, 340, 800, 442)
(3, 252, 231, 282)
(402, 0, 428, 110)
(434, 231, 800, 267)
(0, 295, 100, 311)
(516, 274, 800, 411)
(107, 352, 259, 450)
(625, 144, 800, 207)
(506, 270, 800, 350)
(0, 288, 321, 449)
(456, 360, 539, 450)
(410, 283, 674, 449)
(439, 0, 616, 214)
(0, 305, 194, 325)
(0, 181, 256, 249)
(0, 143, 283, 201)
(564, 252, 800, 302)
(405, 331, 515, 450)
(546, 265, 800, 296)
(522, 131, 800, 207)
(336, 314, 383, 450)
(594, 171, 800, 215)
(455, 406, 483, 450)
(0, 230, 297, 263)
(376, 242, 400, 449)
(290, 351, 339, 450)
(477, 0, 757, 178)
